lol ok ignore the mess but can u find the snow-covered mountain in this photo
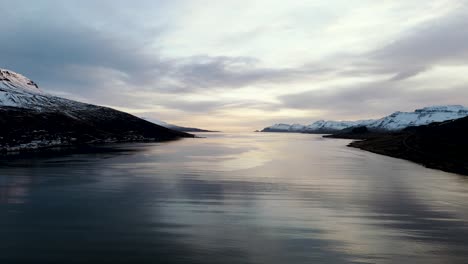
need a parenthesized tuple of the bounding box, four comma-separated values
(304, 120, 375, 133)
(0, 69, 52, 108)
(261, 105, 468, 133)
(368, 105, 468, 130)
(263, 123, 306, 132)
(263, 120, 373, 133)
(0, 68, 107, 112)
(0, 68, 192, 152)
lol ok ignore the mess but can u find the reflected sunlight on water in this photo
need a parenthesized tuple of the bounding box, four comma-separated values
(1, 133, 468, 263)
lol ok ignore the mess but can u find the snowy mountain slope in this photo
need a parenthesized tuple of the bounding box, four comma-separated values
(261, 105, 468, 133)
(262, 120, 373, 133)
(304, 120, 375, 133)
(141, 117, 216, 132)
(0, 69, 41, 93)
(262, 123, 306, 132)
(0, 68, 193, 152)
(0, 69, 52, 108)
(0, 68, 97, 112)
(368, 105, 468, 130)
(144, 118, 171, 127)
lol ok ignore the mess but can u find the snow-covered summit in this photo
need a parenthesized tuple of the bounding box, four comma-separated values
(0, 68, 42, 94)
(261, 105, 468, 133)
(369, 105, 468, 130)
(0, 68, 80, 110)
(304, 120, 372, 132)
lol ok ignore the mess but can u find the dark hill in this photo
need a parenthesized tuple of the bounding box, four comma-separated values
(340, 117, 468, 175)
(0, 68, 193, 153)
(0, 106, 193, 153)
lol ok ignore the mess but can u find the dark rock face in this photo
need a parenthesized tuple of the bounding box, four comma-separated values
(349, 126, 369, 134)
(323, 126, 389, 140)
(344, 117, 468, 176)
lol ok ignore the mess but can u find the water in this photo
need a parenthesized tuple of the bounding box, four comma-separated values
(1, 133, 468, 264)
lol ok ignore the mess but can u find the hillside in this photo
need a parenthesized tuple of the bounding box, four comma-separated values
(338, 117, 468, 175)
(142, 118, 218, 132)
(0, 68, 193, 152)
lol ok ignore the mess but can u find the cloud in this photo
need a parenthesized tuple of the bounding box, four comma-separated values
(0, 4, 332, 96)
(374, 12, 468, 63)
(156, 56, 334, 93)
(1, 0, 468, 130)
(280, 79, 468, 120)
(367, 7, 468, 80)
(277, 6, 468, 120)
(0, 11, 164, 88)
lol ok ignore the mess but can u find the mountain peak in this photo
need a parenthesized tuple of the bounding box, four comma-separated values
(0, 68, 50, 108)
(0, 68, 42, 94)
(261, 105, 468, 133)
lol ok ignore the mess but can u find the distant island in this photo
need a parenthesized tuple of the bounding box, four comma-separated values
(0, 68, 194, 153)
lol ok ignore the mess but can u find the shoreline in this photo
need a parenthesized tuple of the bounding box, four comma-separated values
(0, 136, 192, 156)
(326, 132, 468, 176)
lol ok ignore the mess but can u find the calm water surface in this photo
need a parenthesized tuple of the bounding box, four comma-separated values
(1, 133, 468, 263)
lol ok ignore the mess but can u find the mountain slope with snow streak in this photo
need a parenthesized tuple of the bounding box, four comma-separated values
(0, 68, 193, 152)
(141, 117, 217, 132)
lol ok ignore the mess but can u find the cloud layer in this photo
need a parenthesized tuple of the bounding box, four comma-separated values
(1, 0, 467, 130)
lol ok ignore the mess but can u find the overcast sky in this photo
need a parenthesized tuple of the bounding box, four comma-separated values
(2, 0, 468, 131)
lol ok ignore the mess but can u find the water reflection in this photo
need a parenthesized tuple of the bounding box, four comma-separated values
(1, 133, 468, 263)
(0, 175, 31, 204)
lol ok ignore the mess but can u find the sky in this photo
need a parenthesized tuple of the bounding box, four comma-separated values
(2, 0, 468, 131)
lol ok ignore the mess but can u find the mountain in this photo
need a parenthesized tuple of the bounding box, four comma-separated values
(366, 105, 468, 130)
(261, 120, 375, 133)
(0, 68, 193, 152)
(142, 117, 218, 132)
(261, 123, 306, 132)
(304, 120, 375, 133)
(344, 116, 468, 176)
(261, 105, 468, 133)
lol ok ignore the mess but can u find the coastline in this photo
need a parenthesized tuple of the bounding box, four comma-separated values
(327, 131, 468, 176)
